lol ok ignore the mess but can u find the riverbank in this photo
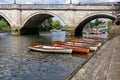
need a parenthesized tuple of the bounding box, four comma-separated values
(109, 25, 120, 38)
(68, 36, 120, 80)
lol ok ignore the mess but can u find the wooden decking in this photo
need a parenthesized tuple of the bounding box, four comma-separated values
(69, 36, 120, 80)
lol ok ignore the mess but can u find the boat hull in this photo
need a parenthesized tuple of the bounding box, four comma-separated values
(53, 43, 90, 53)
(29, 46, 73, 54)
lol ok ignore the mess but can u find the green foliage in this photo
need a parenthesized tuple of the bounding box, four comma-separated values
(107, 20, 113, 33)
(85, 19, 108, 29)
(39, 18, 53, 31)
(0, 19, 10, 32)
(52, 20, 63, 30)
(107, 20, 113, 28)
(39, 18, 63, 31)
(94, 19, 103, 26)
(85, 22, 94, 29)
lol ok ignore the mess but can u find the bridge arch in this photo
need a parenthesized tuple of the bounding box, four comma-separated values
(0, 12, 12, 27)
(21, 12, 65, 35)
(75, 12, 116, 37)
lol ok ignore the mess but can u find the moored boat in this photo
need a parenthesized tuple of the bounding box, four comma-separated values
(52, 42, 90, 53)
(75, 42, 100, 51)
(78, 37, 109, 44)
(67, 37, 106, 46)
(29, 44, 73, 54)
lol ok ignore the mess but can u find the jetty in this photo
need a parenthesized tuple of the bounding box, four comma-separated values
(67, 36, 120, 80)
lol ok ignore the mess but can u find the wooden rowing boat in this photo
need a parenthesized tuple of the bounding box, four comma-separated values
(52, 42, 90, 53)
(75, 42, 100, 51)
(29, 44, 73, 54)
(67, 37, 106, 46)
(78, 37, 109, 44)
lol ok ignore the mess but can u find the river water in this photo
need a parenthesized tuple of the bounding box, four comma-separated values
(0, 33, 93, 80)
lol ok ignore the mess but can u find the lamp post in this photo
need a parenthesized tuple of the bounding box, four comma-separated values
(14, 0, 16, 4)
(70, 0, 72, 4)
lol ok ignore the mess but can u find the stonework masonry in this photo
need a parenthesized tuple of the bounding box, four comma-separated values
(0, 3, 119, 35)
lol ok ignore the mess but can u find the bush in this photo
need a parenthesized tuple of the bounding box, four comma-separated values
(0, 19, 10, 32)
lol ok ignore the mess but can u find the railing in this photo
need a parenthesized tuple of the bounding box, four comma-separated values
(20, 4, 72, 9)
(0, 3, 119, 10)
(0, 4, 73, 10)
(0, 4, 13, 9)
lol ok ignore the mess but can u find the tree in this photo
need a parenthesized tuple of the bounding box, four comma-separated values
(39, 18, 63, 31)
(107, 20, 113, 33)
(94, 19, 103, 26)
(85, 18, 107, 29)
(39, 18, 53, 31)
(52, 20, 63, 30)
(84, 22, 94, 29)
(0, 19, 10, 32)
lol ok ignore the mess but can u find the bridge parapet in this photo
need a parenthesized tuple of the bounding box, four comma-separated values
(21, 4, 71, 10)
(0, 4, 73, 10)
(0, 4, 21, 9)
(0, 3, 119, 10)
(0, 4, 13, 9)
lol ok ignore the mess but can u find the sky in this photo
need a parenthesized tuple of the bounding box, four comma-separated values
(0, 0, 120, 4)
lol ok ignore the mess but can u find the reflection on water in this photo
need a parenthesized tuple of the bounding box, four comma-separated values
(71, 53, 90, 58)
(0, 33, 93, 80)
(83, 33, 108, 38)
(40, 31, 66, 42)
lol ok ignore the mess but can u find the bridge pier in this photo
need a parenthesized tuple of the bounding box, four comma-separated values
(11, 27, 21, 36)
(65, 25, 76, 37)
(66, 29, 75, 37)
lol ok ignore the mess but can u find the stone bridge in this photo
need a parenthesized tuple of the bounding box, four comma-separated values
(0, 2, 120, 36)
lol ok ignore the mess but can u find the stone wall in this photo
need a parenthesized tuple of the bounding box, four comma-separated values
(109, 25, 120, 38)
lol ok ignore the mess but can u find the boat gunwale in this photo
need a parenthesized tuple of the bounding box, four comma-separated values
(32, 45, 72, 50)
(28, 46, 73, 54)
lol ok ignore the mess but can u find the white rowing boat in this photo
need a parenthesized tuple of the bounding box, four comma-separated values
(29, 45, 73, 54)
